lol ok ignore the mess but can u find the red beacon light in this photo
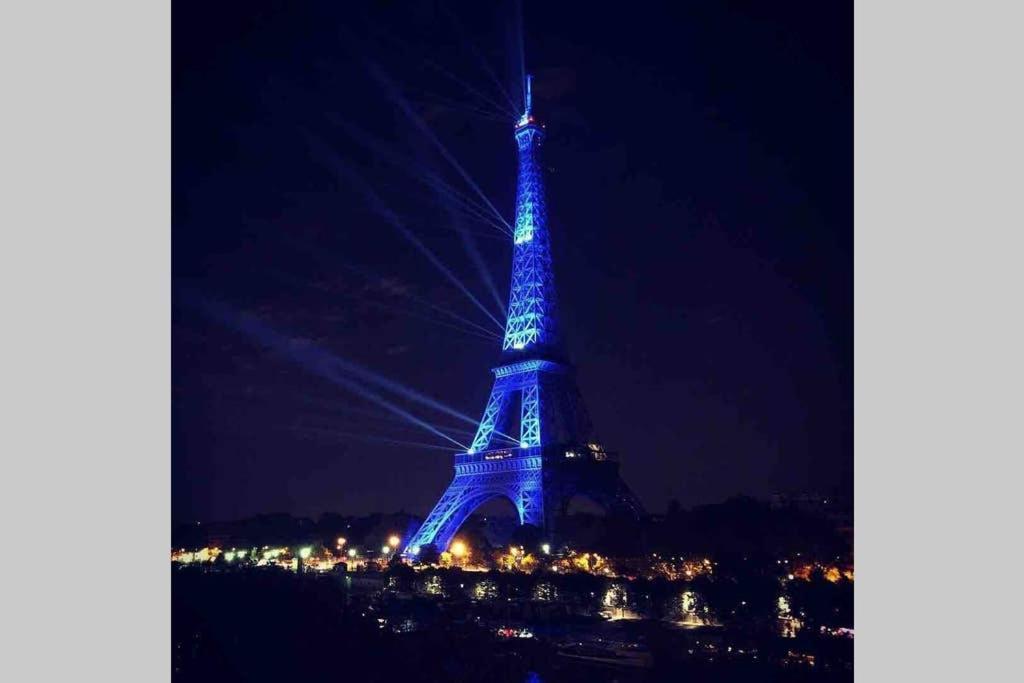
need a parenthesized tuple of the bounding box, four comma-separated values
(516, 114, 535, 129)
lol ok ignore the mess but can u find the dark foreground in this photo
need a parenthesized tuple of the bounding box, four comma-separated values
(173, 569, 851, 682)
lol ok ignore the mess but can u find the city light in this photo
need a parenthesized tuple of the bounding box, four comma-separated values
(224, 551, 235, 562)
(541, 543, 550, 555)
(388, 535, 401, 548)
(450, 540, 467, 558)
(348, 548, 357, 558)
(382, 545, 391, 554)
(299, 546, 312, 559)
(336, 537, 346, 547)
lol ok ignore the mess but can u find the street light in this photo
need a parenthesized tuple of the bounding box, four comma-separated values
(388, 535, 401, 548)
(336, 537, 347, 547)
(381, 545, 391, 554)
(299, 546, 312, 559)
(450, 540, 467, 558)
(347, 548, 357, 558)
(541, 543, 551, 555)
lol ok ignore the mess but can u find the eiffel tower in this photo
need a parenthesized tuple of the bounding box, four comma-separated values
(405, 76, 644, 556)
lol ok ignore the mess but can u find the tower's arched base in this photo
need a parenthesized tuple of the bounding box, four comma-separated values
(403, 445, 644, 557)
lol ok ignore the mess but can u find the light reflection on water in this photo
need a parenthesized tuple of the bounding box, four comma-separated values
(524, 673, 542, 683)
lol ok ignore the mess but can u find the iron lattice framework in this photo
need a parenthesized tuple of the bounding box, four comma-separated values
(503, 121, 559, 353)
(404, 77, 643, 557)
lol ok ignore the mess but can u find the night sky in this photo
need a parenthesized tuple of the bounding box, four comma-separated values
(172, 1, 851, 523)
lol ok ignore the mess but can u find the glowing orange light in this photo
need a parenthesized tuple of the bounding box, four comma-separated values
(450, 540, 467, 558)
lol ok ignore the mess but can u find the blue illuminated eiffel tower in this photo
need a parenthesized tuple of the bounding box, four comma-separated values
(404, 77, 644, 556)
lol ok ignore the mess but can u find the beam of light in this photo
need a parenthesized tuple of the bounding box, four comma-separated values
(365, 297, 500, 340)
(363, 60, 512, 232)
(460, 229, 508, 319)
(386, 117, 507, 320)
(265, 267, 500, 342)
(441, 195, 507, 319)
(243, 387, 471, 436)
(179, 289, 471, 448)
(438, 3, 521, 114)
(290, 426, 460, 453)
(319, 354, 476, 432)
(403, 192, 511, 241)
(411, 93, 512, 124)
(403, 170, 512, 235)
(361, 23, 517, 119)
(512, 0, 528, 111)
(268, 236, 504, 340)
(344, 295, 501, 342)
(305, 135, 506, 332)
(388, 161, 513, 235)
(314, 354, 470, 449)
(414, 174, 513, 236)
(414, 56, 518, 119)
(446, 429, 481, 439)
(321, 354, 482, 431)
(330, 260, 503, 339)
(363, 281, 502, 340)
(374, 142, 509, 323)
(330, 116, 512, 234)
(259, 276, 514, 445)
(292, 393, 464, 431)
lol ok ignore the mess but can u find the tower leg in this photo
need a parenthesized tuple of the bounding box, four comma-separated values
(404, 477, 480, 555)
(403, 457, 546, 555)
(516, 468, 544, 527)
(469, 379, 509, 453)
(520, 374, 541, 447)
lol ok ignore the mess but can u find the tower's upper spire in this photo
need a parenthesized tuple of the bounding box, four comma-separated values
(517, 74, 535, 128)
(504, 73, 561, 357)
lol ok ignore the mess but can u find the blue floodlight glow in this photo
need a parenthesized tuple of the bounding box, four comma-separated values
(365, 60, 510, 231)
(180, 289, 469, 451)
(501, 93, 560, 354)
(403, 76, 644, 558)
(308, 138, 506, 333)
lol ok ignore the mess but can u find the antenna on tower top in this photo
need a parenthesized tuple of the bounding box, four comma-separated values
(517, 74, 534, 128)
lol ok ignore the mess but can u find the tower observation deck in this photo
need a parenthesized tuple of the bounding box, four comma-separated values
(403, 76, 644, 557)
